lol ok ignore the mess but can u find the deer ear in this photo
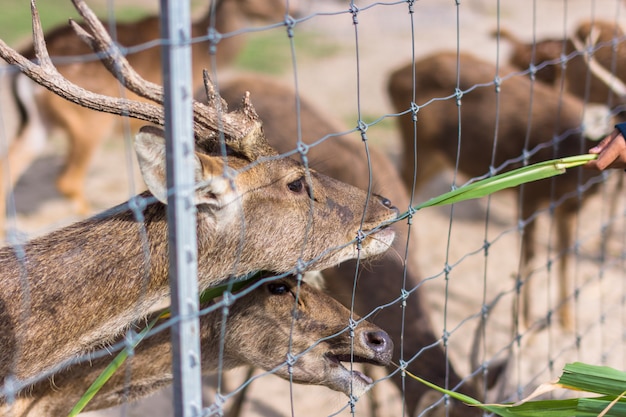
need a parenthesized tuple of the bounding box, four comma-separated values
(135, 126, 233, 208)
(134, 126, 169, 204)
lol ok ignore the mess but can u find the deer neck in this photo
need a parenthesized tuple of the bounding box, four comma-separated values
(0, 191, 240, 382)
(192, 0, 243, 36)
(191, 0, 248, 72)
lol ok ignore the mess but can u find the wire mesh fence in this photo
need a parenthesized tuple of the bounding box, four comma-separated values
(0, 0, 625, 416)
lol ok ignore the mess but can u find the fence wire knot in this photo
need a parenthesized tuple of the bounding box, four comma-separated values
(348, 393, 358, 411)
(207, 393, 226, 417)
(454, 87, 463, 106)
(286, 352, 297, 374)
(348, 317, 357, 339)
(297, 141, 309, 156)
(284, 15, 297, 38)
(295, 258, 307, 277)
(355, 229, 365, 251)
(406, 205, 416, 225)
(483, 239, 490, 254)
(128, 194, 147, 219)
(221, 290, 234, 307)
(528, 63, 537, 81)
(400, 288, 410, 307)
(481, 303, 490, 319)
(357, 119, 368, 142)
(350, 4, 360, 25)
(442, 330, 450, 346)
(410, 101, 420, 122)
(206, 27, 221, 56)
(407, 0, 415, 14)
(493, 75, 502, 93)
(124, 328, 138, 356)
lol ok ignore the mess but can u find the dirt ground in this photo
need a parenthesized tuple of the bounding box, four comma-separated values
(2, 0, 626, 416)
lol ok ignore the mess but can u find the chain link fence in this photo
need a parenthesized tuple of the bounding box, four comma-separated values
(0, 0, 625, 416)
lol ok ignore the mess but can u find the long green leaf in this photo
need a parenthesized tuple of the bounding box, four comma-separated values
(412, 154, 597, 211)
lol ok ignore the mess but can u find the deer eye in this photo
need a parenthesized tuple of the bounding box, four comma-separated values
(288, 176, 315, 200)
(287, 177, 305, 193)
(268, 283, 289, 295)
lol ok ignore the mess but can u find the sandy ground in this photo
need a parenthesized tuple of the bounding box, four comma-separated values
(2, 0, 626, 416)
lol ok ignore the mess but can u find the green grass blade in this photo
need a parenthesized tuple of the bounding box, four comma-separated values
(198, 272, 262, 304)
(67, 313, 165, 417)
(558, 362, 626, 396)
(402, 361, 626, 417)
(578, 397, 626, 417)
(68, 272, 263, 416)
(500, 398, 599, 417)
(413, 154, 597, 211)
(402, 366, 522, 417)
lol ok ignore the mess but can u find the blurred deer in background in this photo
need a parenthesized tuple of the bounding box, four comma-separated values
(0, 0, 299, 236)
(0, 0, 397, 392)
(6, 276, 394, 417)
(216, 75, 506, 417)
(388, 51, 609, 331)
(497, 20, 626, 110)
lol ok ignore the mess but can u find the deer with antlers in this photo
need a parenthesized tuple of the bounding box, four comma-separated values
(0, 0, 397, 395)
(388, 51, 607, 331)
(5, 275, 394, 416)
(0, 0, 297, 236)
(216, 75, 506, 417)
(497, 20, 626, 108)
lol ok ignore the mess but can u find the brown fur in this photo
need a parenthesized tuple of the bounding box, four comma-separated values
(217, 76, 498, 417)
(5, 276, 393, 416)
(0, 0, 297, 234)
(497, 27, 569, 86)
(388, 51, 605, 330)
(0, 122, 398, 388)
(497, 20, 626, 107)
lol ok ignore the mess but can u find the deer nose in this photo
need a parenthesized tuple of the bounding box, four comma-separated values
(378, 196, 399, 215)
(362, 329, 393, 363)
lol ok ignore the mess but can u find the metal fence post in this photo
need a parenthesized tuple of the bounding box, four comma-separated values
(159, 1, 203, 416)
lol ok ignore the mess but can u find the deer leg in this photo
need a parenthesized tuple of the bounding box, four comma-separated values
(55, 113, 110, 215)
(519, 204, 537, 330)
(224, 366, 255, 417)
(0, 114, 48, 238)
(0, 75, 48, 236)
(600, 174, 624, 258)
(555, 205, 575, 331)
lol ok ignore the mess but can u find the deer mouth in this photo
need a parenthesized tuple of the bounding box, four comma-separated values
(324, 352, 386, 395)
(359, 226, 396, 258)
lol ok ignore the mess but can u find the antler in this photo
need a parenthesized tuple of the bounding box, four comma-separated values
(0, 0, 267, 155)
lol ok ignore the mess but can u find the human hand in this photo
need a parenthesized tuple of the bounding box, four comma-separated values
(584, 127, 626, 170)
